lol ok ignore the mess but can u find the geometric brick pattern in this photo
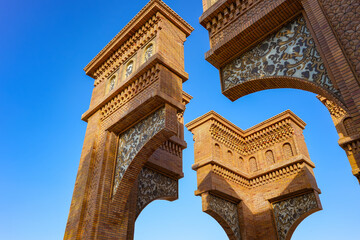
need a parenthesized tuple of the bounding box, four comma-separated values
(221, 15, 340, 99)
(113, 107, 165, 196)
(64, 1, 193, 239)
(136, 167, 178, 217)
(272, 191, 320, 240)
(187, 111, 322, 240)
(319, 0, 360, 78)
(203, 193, 241, 240)
(199, 0, 360, 183)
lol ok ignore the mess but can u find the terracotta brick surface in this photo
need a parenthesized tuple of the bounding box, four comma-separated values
(64, 1, 193, 239)
(199, 0, 360, 183)
(187, 111, 322, 240)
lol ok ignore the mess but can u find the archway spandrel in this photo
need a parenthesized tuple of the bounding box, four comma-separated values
(220, 15, 342, 104)
(112, 107, 166, 196)
(136, 167, 178, 218)
(202, 193, 242, 240)
(272, 191, 322, 240)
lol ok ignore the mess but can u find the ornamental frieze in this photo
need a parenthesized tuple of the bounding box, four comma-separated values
(136, 167, 178, 217)
(100, 64, 160, 120)
(210, 118, 294, 156)
(221, 15, 339, 97)
(91, 15, 161, 85)
(272, 192, 320, 240)
(212, 161, 305, 189)
(113, 107, 165, 195)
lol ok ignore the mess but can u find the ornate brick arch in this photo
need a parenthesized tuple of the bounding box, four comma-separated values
(187, 111, 322, 240)
(223, 76, 345, 110)
(202, 193, 241, 240)
(64, 1, 194, 239)
(198, 0, 360, 183)
(220, 15, 345, 109)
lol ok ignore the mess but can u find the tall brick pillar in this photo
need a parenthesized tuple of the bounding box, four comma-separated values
(64, 1, 193, 239)
(198, 0, 360, 183)
(186, 111, 322, 240)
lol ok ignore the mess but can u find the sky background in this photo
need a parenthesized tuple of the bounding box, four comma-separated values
(0, 0, 359, 239)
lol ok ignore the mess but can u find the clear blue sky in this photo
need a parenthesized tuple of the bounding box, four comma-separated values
(0, 0, 359, 239)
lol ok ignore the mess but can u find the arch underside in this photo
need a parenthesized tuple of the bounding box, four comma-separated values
(272, 191, 322, 240)
(220, 14, 344, 109)
(135, 167, 178, 219)
(112, 107, 167, 196)
(104, 104, 182, 240)
(202, 193, 242, 240)
(104, 105, 179, 233)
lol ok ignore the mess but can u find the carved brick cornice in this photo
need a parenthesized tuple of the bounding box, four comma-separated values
(188, 110, 299, 156)
(341, 138, 360, 156)
(200, 0, 263, 43)
(213, 164, 250, 188)
(243, 122, 294, 155)
(210, 158, 309, 188)
(91, 15, 161, 86)
(182, 91, 193, 105)
(210, 120, 245, 154)
(82, 53, 189, 122)
(202, 0, 303, 68)
(249, 161, 303, 188)
(84, 0, 193, 86)
(317, 95, 347, 119)
(159, 140, 183, 158)
(100, 64, 160, 120)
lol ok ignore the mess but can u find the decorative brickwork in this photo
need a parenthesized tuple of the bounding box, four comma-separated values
(272, 192, 320, 240)
(136, 167, 178, 217)
(187, 111, 321, 240)
(199, 0, 360, 184)
(113, 107, 165, 196)
(159, 140, 183, 157)
(101, 64, 160, 120)
(202, 0, 284, 47)
(209, 111, 295, 156)
(211, 150, 305, 188)
(206, 194, 241, 240)
(221, 15, 339, 97)
(90, 15, 161, 86)
(319, 0, 360, 78)
(317, 95, 347, 119)
(64, 1, 193, 239)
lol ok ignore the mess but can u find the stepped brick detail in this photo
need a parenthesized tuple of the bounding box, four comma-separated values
(187, 111, 322, 240)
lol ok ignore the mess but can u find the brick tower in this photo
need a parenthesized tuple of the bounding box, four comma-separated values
(198, 0, 360, 183)
(64, 1, 193, 239)
(186, 110, 322, 240)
